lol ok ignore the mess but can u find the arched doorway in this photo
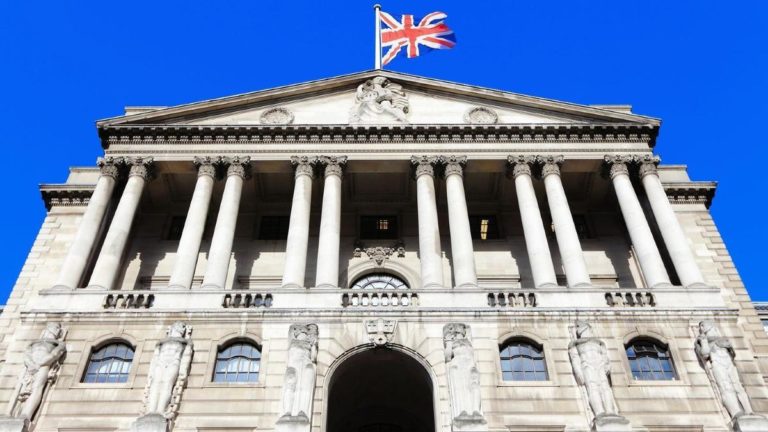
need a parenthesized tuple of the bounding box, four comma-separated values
(326, 348, 436, 432)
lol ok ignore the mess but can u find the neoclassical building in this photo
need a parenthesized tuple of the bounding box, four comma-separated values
(1, 70, 767, 432)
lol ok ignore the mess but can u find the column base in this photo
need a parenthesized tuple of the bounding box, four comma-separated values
(314, 284, 337, 289)
(535, 282, 559, 289)
(455, 283, 478, 289)
(276, 413, 311, 432)
(570, 282, 593, 288)
(84, 285, 108, 290)
(199, 283, 222, 290)
(592, 414, 631, 432)
(649, 282, 673, 289)
(421, 283, 445, 289)
(732, 414, 768, 432)
(49, 284, 74, 291)
(131, 413, 168, 432)
(451, 413, 487, 432)
(281, 283, 305, 289)
(165, 284, 189, 291)
(0, 417, 28, 432)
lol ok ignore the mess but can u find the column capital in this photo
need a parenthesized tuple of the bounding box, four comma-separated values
(537, 155, 564, 178)
(638, 154, 661, 178)
(318, 155, 348, 178)
(97, 157, 121, 180)
(193, 156, 221, 178)
(507, 155, 536, 178)
(440, 155, 467, 177)
(291, 156, 318, 179)
(603, 155, 633, 179)
(124, 156, 154, 181)
(223, 156, 251, 179)
(410, 155, 440, 178)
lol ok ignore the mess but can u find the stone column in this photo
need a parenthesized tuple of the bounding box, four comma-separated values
(168, 157, 219, 290)
(508, 156, 558, 288)
(87, 157, 153, 290)
(315, 156, 347, 288)
(605, 155, 671, 288)
(281, 156, 316, 289)
(540, 156, 591, 288)
(52, 158, 121, 290)
(639, 156, 706, 287)
(442, 156, 478, 288)
(412, 156, 444, 288)
(201, 157, 250, 290)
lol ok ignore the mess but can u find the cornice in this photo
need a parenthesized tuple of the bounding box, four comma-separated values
(98, 123, 658, 149)
(40, 184, 95, 210)
(663, 181, 717, 208)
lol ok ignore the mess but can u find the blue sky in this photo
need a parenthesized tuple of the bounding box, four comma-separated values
(0, 1, 765, 302)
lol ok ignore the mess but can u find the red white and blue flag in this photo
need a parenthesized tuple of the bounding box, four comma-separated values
(379, 11, 456, 65)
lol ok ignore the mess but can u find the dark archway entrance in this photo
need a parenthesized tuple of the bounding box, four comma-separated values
(327, 348, 435, 432)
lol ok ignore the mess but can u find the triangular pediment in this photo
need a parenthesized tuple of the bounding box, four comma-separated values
(97, 70, 659, 128)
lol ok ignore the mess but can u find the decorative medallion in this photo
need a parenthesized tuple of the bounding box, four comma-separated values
(464, 106, 498, 124)
(259, 107, 294, 125)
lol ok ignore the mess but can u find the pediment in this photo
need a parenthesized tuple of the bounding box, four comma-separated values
(97, 70, 658, 128)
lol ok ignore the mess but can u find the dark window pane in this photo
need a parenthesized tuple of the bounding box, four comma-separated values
(259, 216, 290, 240)
(213, 342, 261, 383)
(351, 273, 408, 290)
(572, 214, 591, 239)
(167, 216, 186, 241)
(499, 340, 548, 381)
(469, 215, 499, 240)
(360, 216, 399, 240)
(626, 339, 676, 381)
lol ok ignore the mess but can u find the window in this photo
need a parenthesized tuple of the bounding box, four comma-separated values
(470, 215, 499, 240)
(213, 342, 261, 383)
(499, 340, 548, 381)
(573, 215, 591, 239)
(259, 215, 290, 240)
(360, 216, 398, 240)
(82, 342, 134, 383)
(166, 216, 186, 240)
(626, 339, 677, 380)
(351, 273, 408, 290)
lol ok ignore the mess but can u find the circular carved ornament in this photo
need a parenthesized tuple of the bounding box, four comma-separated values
(464, 106, 499, 124)
(259, 107, 294, 125)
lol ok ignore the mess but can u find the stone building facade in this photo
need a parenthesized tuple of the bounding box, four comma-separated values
(1, 70, 767, 432)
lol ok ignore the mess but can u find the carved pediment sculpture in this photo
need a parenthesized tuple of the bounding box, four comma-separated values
(353, 240, 406, 266)
(349, 77, 410, 124)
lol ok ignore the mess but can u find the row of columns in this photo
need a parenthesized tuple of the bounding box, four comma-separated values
(52, 153, 706, 292)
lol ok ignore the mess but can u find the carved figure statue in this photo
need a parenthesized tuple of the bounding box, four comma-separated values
(279, 324, 319, 423)
(349, 77, 410, 124)
(568, 321, 619, 419)
(143, 322, 193, 418)
(695, 320, 755, 419)
(443, 323, 485, 426)
(5, 323, 66, 422)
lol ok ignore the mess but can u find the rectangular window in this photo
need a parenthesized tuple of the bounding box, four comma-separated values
(258, 216, 290, 240)
(166, 216, 186, 241)
(469, 215, 499, 240)
(573, 214, 591, 239)
(360, 216, 398, 240)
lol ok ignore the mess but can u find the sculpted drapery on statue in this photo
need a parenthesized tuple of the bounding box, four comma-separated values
(277, 324, 318, 432)
(443, 323, 486, 431)
(3, 323, 66, 426)
(349, 77, 409, 124)
(133, 321, 193, 431)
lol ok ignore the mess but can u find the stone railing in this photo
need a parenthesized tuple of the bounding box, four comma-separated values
(342, 291, 419, 308)
(605, 291, 655, 307)
(103, 293, 155, 309)
(222, 293, 274, 309)
(487, 292, 537, 308)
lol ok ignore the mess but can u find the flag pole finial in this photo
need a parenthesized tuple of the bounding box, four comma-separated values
(374, 4, 382, 70)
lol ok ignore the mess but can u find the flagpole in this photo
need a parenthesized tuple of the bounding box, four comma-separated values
(374, 4, 382, 69)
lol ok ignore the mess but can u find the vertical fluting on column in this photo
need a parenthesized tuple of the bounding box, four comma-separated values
(605, 155, 671, 288)
(87, 157, 153, 290)
(281, 156, 317, 289)
(201, 156, 250, 290)
(508, 156, 558, 288)
(411, 156, 444, 288)
(53, 157, 121, 290)
(168, 157, 220, 290)
(539, 156, 592, 288)
(315, 156, 347, 288)
(638, 155, 706, 287)
(441, 155, 478, 288)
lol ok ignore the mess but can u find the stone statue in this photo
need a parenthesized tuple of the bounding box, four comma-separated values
(277, 324, 318, 432)
(443, 323, 486, 430)
(144, 321, 193, 423)
(4, 323, 66, 425)
(695, 320, 761, 420)
(349, 77, 410, 124)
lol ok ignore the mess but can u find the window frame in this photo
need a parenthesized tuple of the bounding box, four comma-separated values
(468, 214, 501, 241)
(358, 215, 400, 240)
(80, 340, 136, 385)
(497, 337, 553, 385)
(350, 273, 410, 290)
(204, 336, 267, 388)
(256, 215, 291, 240)
(624, 337, 678, 382)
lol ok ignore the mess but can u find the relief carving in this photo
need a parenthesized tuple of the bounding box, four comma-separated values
(443, 323, 486, 431)
(349, 77, 409, 124)
(277, 324, 319, 432)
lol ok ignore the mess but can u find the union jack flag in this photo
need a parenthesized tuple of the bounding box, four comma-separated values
(379, 11, 456, 65)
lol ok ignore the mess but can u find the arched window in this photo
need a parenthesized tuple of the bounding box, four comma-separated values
(351, 273, 408, 290)
(82, 342, 134, 383)
(213, 341, 261, 383)
(499, 339, 548, 381)
(626, 338, 677, 380)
